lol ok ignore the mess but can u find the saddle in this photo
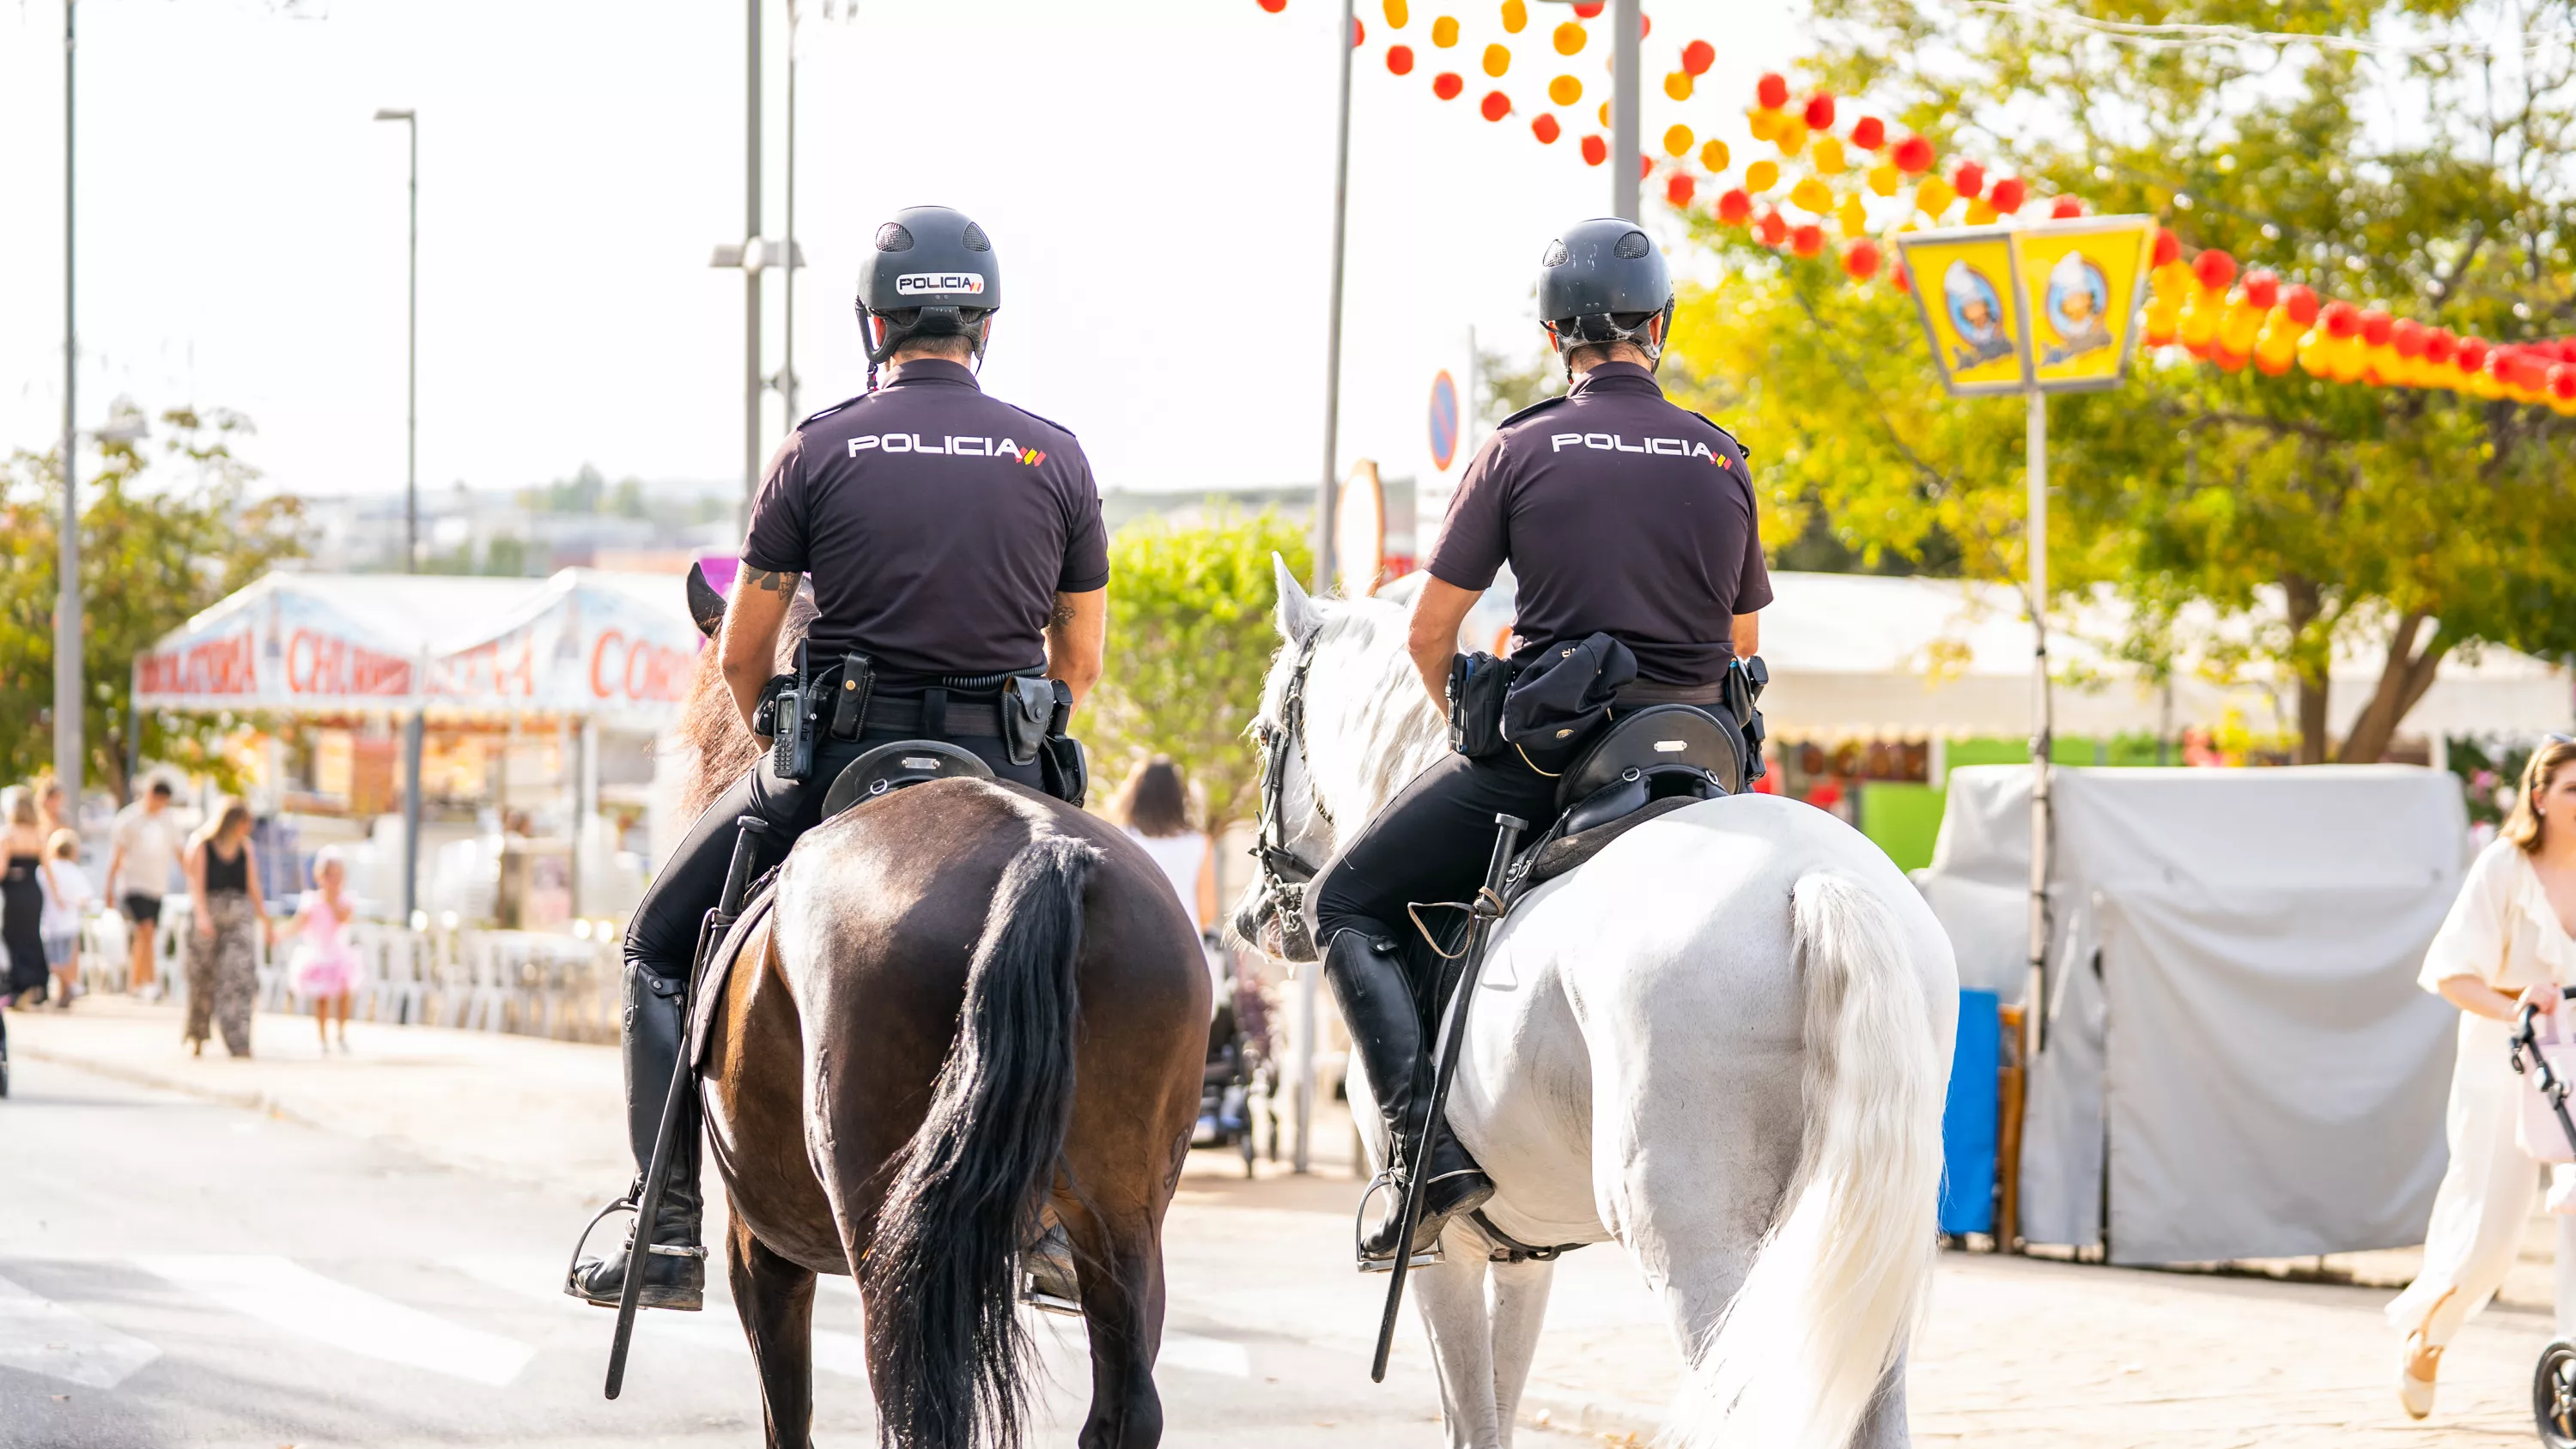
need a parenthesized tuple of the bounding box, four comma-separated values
(685, 741, 995, 1068)
(1502, 703, 1747, 907)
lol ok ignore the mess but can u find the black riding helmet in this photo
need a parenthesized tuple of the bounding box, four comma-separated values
(856, 204, 999, 368)
(1537, 218, 1676, 375)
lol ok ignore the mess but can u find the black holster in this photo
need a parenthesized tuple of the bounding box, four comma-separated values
(1447, 652, 1516, 760)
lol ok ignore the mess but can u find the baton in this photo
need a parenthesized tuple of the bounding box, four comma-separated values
(1370, 812, 1526, 1385)
(605, 815, 773, 1398)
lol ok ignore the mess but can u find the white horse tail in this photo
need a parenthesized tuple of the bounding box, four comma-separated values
(1666, 871, 1945, 1449)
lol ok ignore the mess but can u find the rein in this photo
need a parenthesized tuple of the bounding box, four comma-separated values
(1251, 630, 1333, 961)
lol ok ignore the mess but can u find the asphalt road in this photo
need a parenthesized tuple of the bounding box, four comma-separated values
(0, 1056, 1545, 1449)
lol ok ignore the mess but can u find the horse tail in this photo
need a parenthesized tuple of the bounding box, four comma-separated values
(866, 833, 1098, 1449)
(1668, 870, 1944, 1449)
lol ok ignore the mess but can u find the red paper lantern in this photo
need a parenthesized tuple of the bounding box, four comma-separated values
(1680, 39, 1715, 76)
(1352, 16, 1364, 44)
(1755, 72, 1789, 110)
(1532, 113, 1562, 143)
(1892, 135, 1934, 173)
(2241, 270, 2279, 309)
(1844, 239, 1882, 280)
(1950, 161, 1985, 200)
(2359, 309, 2393, 347)
(1386, 44, 1415, 74)
(1481, 89, 1512, 120)
(2319, 300, 2360, 339)
(1666, 173, 1696, 207)
(1432, 71, 1464, 99)
(2281, 285, 2319, 326)
(2552, 365, 2576, 401)
(1639, 11, 1651, 36)
(2214, 347, 2250, 373)
(1850, 116, 1886, 151)
(1716, 187, 1752, 224)
(1790, 223, 1825, 258)
(2458, 336, 2489, 372)
(2149, 227, 2179, 267)
(2391, 319, 2426, 358)
(1893, 262, 1912, 294)
(1257, 0, 1285, 11)
(1803, 93, 1836, 130)
(1581, 133, 1607, 166)
(1991, 177, 2028, 214)
(1572, 0, 1603, 15)
(1755, 210, 1789, 247)
(2423, 329, 2457, 366)
(2048, 195, 2083, 219)
(2191, 248, 2237, 292)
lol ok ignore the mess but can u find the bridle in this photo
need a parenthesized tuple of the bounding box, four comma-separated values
(1249, 629, 1334, 962)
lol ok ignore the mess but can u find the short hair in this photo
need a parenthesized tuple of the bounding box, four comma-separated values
(889, 330, 977, 364)
(46, 828, 79, 860)
(1109, 755, 1192, 838)
(148, 779, 173, 799)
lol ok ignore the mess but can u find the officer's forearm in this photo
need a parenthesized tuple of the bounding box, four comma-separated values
(1045, 589, 1107, 711)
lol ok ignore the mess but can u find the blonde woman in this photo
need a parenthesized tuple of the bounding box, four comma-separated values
(2, 787, 61, 1007)
(2391, 735, 2576, 1418)
(182, 799, 266, 1058)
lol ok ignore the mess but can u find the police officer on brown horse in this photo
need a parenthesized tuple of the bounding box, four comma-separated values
(1307, 217, 1771, 1264)
(569, 205, 1109, 1311)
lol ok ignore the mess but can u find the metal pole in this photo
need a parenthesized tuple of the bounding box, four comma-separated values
(402, 711, 425, 927)
(1611, 0, 1640, 221)
(57, 0, 82, 803)
(781, 2, 797, 425)
(1297, 0, 1358, 1176)
(742, 0, 763, 524)
(2025, 388, 2050, 1062)
(404, 118, 418, 572)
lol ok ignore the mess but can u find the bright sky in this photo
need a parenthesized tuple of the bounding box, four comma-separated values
(0, 0, 1801, 508)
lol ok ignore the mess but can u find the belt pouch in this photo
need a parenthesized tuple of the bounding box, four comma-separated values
(1447, 652, 1515, 760)
(1002, 676, 1054, 766)
(830, 652, 876, 739)
(1047, 679, 1073, 737)
(1041, 736, 1089, 808)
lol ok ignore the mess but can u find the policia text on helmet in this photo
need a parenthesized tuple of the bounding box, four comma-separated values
(1537, 218, 1678, 381)
(857, 203, 1000, 383)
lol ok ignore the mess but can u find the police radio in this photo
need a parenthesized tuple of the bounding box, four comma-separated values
(770, 642, 818, 782)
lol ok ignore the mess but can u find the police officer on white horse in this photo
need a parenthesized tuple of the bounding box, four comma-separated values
(1309, 218, 1771, 1264)
(568, 205, 1109, 1311)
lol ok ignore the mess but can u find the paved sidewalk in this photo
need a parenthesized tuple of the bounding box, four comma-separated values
(11, 997, 2567, 1446)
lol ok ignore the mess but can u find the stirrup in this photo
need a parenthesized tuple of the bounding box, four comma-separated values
(1352, 1170, 1441, 1274)
(563, 1194, 639, 1293)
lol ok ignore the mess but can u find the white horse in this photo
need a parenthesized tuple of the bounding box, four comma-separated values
(1240, 563, 1959, 1449)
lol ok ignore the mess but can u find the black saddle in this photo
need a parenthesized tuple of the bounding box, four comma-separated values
(818, 739, 994, 818)
(1502, 704, 1747, 906)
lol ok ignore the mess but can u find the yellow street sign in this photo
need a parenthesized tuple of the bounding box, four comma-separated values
(1898, 227, 2027, 396)
(1896, 215, 2157, 397)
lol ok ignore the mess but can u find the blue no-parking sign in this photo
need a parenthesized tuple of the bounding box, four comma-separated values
(1428, 370, 1461, 472)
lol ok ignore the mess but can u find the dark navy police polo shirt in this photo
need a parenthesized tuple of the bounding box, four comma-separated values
(1426, 361, 1771, 688)
(743, 358, 1110, 678)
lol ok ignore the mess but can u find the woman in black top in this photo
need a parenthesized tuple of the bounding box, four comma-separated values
(182, 799, 267, 1058)
(3, 787, 61, 1007)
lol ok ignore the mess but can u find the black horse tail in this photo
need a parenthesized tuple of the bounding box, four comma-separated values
(867, 833, 1097, 1449)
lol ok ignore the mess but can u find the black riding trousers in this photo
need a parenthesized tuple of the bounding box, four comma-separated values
(1309, 743, 1574, 966)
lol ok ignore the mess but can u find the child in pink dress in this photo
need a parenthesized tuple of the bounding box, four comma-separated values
(288, 852, 358, 1054)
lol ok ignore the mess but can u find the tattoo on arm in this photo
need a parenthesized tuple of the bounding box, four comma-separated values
(744, 568, 798, 597)
(1049, 596, 1078, 627)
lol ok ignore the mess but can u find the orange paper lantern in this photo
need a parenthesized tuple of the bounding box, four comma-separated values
(1387, 45, 1416, 74)
(1531, 112, 1562, 143)
(1432, 71, 1464, 99)
(1581, 133, 1607, 166)
(1480, 89, 1511, 120)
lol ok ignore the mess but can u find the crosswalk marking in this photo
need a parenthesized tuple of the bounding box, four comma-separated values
(0, 1272, 161, 1389)
(1161, 1331, 1253, 1378)
(136, 1255, 535, 1387)
(444, 1254, 873, 1380)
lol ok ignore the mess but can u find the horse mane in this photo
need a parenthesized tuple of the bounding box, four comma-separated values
(1271, 595, 1449, 839)
(674, 590, 817, 820)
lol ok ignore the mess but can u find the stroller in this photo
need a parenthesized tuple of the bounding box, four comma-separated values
(2512, 994, 2576, 1446)
(1194, 938, 1275, 1177)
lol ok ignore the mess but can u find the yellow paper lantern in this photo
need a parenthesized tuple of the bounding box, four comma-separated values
(1433, 15, 1460, 45)
(1548, 74, 1583, 106)
(1838, 196, 1868, 238)
(1789, 176, 1834, 213)
(1964, 198, 1999, 225)
(1483, 42, 1510, 76)
(1552, 19, 1584, 53)
(1914, 176, 1955, 216)
(2295, 327, 2330, 375)
(1699, 138, 1730, 172)
(1747, 108, 1780, 142)
(2178, 289, 2220, 352)
(1663, 124, 1694, 157)
(1744, 159, 1781, 192)
(2218, 297, 2262, 357)
(1500, 0, 1527, 33)
(2334, 339, 2372, 385)
(1774, 119, 1808, 156)
(1597, 100, 1610, 127)
(1867, 162, 1900, 197)
(1664, 70, 1692, 101)
(1810, 136, 1847, 175)
(2150, 261, 2194, 302)
(1385, 0, 1409, 26)
(2143, 296, 2183, 344)
(2253, 313, 2299, 372)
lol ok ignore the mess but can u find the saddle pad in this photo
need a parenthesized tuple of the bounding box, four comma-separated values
(687, 878, 780, 1072)
(1505, 795, 1704, 906)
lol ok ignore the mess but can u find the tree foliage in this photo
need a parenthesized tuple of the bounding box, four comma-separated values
(0, 403, 307, 796)
(1668, 0, 2576, 761)
(1087, 508, 1313, 831)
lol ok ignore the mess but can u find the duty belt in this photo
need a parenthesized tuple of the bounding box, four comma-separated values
(861, 693, 1008, 738)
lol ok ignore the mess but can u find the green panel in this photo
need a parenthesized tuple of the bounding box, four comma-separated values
(1945, 735, 2160, 768)
(1859, 782, 1947, 871)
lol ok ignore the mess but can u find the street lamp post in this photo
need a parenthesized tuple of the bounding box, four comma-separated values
(1610, 0, 1640, 220)
(57, 0, 81, 802)
(374, 107, 418, 573)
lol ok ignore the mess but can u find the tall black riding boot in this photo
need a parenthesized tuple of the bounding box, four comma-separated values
(567, 965, 706, 1311)
(1322, 930, 1494, 1262)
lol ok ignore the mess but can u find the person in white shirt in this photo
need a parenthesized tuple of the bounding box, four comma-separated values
(38, 829, 95, 1010)
(2391, 735, 2576, 1419)
(105, 779, 179, 997)
(1107, 756, 1218, 998)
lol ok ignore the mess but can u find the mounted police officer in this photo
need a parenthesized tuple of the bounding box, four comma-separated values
(568, 205, 1109, 1311)
(1309, 218, 1771, 1264)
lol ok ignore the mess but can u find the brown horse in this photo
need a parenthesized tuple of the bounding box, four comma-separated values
(671, 603, 1211, 1449)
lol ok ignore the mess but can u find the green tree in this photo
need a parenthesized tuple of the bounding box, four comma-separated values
(0, 403, 307, 796)
(1086, 508, 1313, 831)
(1669, 0, 2576, 761)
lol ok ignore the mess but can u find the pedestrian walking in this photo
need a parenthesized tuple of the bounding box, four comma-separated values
(181, 798, 266, 1059)
(107, 779, 180, 999)
(39, 828, 96, 1010)
(286, 850, 357, 1054)
(3, 788, 62, 1009)
(1109, 755, 1218, 934)
(2389, 735, 2576, 1418)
